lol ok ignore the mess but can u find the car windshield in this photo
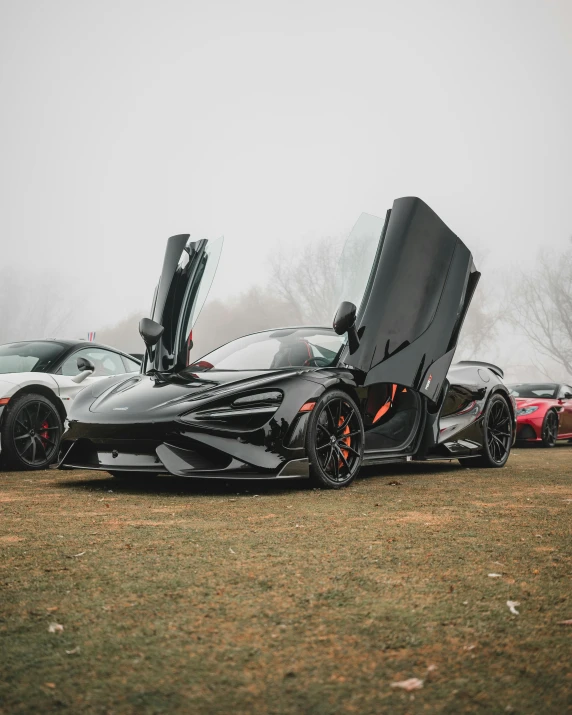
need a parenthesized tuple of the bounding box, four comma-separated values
(0, 341, 67, 374)
(187, 328, 345, 371)
(509, 383, 558, 399)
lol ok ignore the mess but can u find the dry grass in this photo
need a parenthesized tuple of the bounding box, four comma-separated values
(1, 445, 571, 714)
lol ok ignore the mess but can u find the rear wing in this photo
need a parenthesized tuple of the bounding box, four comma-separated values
(454, 360, 504, 380)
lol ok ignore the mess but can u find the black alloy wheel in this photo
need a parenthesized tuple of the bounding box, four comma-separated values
(1, 393, 63, 471)
(464, 394, 512, 468)
(541, 410, 558, 447)
(306, 389, 364, 488)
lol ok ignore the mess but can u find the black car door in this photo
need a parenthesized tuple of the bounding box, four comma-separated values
(148, 235, 224, 373)
(337, 197, 479, 403)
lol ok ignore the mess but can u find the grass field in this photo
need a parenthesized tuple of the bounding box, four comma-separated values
(1, 445, 571, 714)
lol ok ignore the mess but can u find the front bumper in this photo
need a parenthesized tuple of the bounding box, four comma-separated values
(57, 418, 311, 480)
(515, 415, 541, 441)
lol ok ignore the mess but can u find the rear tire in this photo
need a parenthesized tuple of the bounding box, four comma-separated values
(541, 410, 558, 447)
(464, 394, 512, 468)
(306, 389, 364, 489)
(1, 393, 63, 471)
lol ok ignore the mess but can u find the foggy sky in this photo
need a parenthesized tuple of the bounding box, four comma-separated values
(1, 0, 572, 343)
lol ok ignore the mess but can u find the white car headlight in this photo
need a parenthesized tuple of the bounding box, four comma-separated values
(517, 406, 539, 416)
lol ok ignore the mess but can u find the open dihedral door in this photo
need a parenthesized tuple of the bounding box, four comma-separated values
(338, 197, 480, 402)
(147, 234, 223, 373)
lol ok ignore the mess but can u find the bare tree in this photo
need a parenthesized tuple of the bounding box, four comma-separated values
(269, 236, 344, 325)
(509, 243, 572, 375)
(456, 281, 503, 360)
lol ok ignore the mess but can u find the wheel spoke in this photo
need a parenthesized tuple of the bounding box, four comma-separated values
(345, 430, 361, 439)
(15, 434, 30, 441)
(35, 435, 47, 459)
(325, 404, 336, 432)
(322, 446, 334, 471)
(336, 446, 350, 474)
(317, 422, 330, 437)
(20, 438, 34, 457)
(341, 443, 360, 458)
(316, 443, 330, 452)
(337, 409, 354, 434)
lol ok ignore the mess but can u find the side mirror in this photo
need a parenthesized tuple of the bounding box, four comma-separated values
(333, 301, 360, 354)
(139, 318, 164, 348)
(71, 357, 95, 384)
(565, 392, 572, 400)
(139, 318, 164, 367)
(77, 357, 95, 373)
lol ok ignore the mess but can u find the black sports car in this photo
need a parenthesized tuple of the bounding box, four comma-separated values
(58, 197, 516, 488)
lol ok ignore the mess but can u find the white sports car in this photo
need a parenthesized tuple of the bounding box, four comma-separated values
(0, 339, 140, 470)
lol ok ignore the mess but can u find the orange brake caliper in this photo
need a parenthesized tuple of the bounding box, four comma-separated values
(338, 416, 351, 466)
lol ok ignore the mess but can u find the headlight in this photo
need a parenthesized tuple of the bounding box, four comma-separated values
(517, 406, 539, 416)
(179, 390, 283, 427)
(232, 391, 282, 407)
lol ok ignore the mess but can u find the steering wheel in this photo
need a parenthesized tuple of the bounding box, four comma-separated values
(304, 357, 330, 367)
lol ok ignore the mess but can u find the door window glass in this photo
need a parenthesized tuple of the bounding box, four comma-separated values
(61, 348, 126, 377)
(333, 213, 386, 315)
(122, 356, 141, 373)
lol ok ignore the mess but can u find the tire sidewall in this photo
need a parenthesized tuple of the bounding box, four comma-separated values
(306, 389, 364, 488)
(481, 394, 512, 468)
(1, 393, 63, 471)
(541, 410, 558, 448)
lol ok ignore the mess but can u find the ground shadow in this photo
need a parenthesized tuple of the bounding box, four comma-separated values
(54, 457, 468, 498)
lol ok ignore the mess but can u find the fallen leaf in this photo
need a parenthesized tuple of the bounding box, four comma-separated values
(66, 646, 80, 655)
(507, 600, 520, 615)
(391, 678, 423, 691)
(488, 573, 502, 578)
(388, 481, 402, 486)
(48, 623, 64, 634)
(557, 619, 572, 626)
(44, 682, 56, 689)
(229, 547, 235, 554)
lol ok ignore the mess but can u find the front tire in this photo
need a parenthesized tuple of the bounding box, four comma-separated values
(306, 389, 364, 488)
(541, 410, 558, 447)
(1, 393, 63, 471)
(466, 394, 513, 468)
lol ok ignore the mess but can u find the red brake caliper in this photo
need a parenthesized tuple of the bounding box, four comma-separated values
(40, 421, 49, 446)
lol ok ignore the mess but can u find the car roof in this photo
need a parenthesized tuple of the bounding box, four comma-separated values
(1, 338, 140, 362)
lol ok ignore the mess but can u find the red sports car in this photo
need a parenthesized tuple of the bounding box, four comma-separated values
(509, 383, 572, 447)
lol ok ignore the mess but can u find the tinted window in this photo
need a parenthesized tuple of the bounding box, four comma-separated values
(122, 355, 141, 372)
(557, 385, 572, 399)
(0, 341, 67, 374)
(508, 384, 558, 399)
(188, 329, 344, 371)
(61, 348, 126, 377)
